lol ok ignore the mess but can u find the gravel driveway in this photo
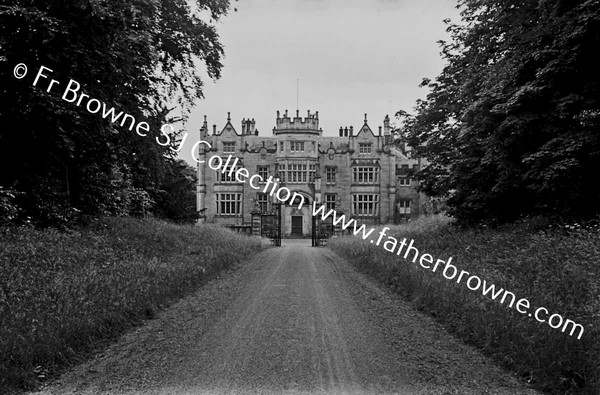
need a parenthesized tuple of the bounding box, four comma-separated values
(31, 239, 539, 395)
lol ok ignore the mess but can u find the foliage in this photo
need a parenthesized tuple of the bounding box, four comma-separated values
(401, 0, 600, 224)
(0, 217, 261, 391)
(154, 159, 200, 224)
(330, 215, 600, 394)
(0, 187, 23, 225)
(0, 0, 229, 226)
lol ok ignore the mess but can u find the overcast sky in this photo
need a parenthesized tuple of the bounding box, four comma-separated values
(178, 0, 460, 164)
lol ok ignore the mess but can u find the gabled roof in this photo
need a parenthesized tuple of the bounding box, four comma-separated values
(355, 114, 376, 139)
(216, 112, 240, 137)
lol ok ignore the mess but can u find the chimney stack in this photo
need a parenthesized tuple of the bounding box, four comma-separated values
(383, 114, 391, 135)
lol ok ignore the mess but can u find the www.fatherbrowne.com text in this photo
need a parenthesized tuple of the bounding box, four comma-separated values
(311, 204, 585, 340)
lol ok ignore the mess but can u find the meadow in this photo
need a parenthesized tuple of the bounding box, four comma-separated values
(0, 217, 262, 391)
(330, 215, 600, 394)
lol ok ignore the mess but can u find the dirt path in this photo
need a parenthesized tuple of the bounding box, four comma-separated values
(32, 240, 539, 395)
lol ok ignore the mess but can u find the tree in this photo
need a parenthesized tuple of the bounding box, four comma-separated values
(404, 0, 600, 224)
(154, 159, 200, 224)
(0, 0, 229, 225)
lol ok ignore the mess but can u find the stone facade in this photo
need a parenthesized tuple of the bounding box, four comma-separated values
(196, 110, 427, 237)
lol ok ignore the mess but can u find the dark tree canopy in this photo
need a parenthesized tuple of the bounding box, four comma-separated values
(402, 0, 600, 224)
(0, 0, 229, 225)
(155, 159, 201, 224)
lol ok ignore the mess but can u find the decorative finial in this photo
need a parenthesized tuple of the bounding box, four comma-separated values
(227, 112, 231, 121)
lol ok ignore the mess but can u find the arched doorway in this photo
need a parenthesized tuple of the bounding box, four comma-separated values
(283, 191, 313, 238)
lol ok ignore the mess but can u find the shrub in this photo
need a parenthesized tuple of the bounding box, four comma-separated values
(330, 215, 600, 394)
(0, 187, 22, 225)
(0, 217, 261, 391)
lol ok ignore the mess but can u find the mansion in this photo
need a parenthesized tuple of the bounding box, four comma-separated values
(196, 110, 428, 237)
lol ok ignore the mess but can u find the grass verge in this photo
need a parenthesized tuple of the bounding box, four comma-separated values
(0, 217, 262, 391)
(329, 215, 600, 394)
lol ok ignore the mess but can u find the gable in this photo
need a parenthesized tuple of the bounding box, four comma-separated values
(356, 123, 376, 140)
(217, 121, 239, 137)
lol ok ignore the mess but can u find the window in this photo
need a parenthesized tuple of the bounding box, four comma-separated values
(222, 142, 235, 153)
(280, 142, 284, 151)
(325, 194, 337, 211)
(219, 160, 240, 183)
(286, 162, 307, 184)
(358, 143, 372, 154)
(257, 166, 269, 180)
(309, 164, 316, 182)
(398, 200, 411, 215)
(216, 193, 241, 215)
(353, 194, 379, 216)
(398, 177, 411, 186)
(290, 141, 305, 152)
(353, 166, 379, 184)
(257, 193, 269, 213)
(326, 167, 336, 184)
(280, 161, 314, 184)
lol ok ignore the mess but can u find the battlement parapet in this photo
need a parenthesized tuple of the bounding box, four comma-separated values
(274, 109, 320, 132)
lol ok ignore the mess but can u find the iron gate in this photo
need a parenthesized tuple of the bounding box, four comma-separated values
(261, 202, 281, 246)
(312, 216, 334, 247)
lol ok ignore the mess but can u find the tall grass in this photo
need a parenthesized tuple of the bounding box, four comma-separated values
(330, 215, 600, 394)
(0, 217, 262, 391)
